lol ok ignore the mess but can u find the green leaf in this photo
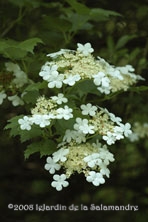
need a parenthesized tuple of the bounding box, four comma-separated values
(20, 125, 42, 143)
(24, 82, 47, 91)
(3, 47, 27, 60)
(107, 36, 115, 52)
(115, 35, 137, 50)
(55, 118, 75, 136)
(18, 38, 43, 53)
(42, 15, 71, 32)
(5, 115, 24, 137)
(129, 48, 141, 61)
(67, 79, 100, 98)
(24, 139, 57, 159)
(129, 85, 148, 92)
(65, 0, 90, 15)
(90, 8, 121, 21)
(0, 38, 43, 59)
(22, 90, 40, 104)
(0, 39, 14, 51)
(5, 115, 43, 142)
(63, 12, 92, 32)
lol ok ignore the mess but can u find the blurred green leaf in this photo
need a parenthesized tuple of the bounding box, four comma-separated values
(63, 12, 92, 32)
(107, 35, 115, 53)
(65, 0, 90, 15)
(90, 8, 121, 21)
(129, 48, 141, 61)
(41, 15, 71, 32)
(129, 85, 148, 92)
(115, 35, 137, 50)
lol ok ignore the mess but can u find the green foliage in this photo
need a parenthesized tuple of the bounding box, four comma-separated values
(5, 116, 42, 142)
(66, 79, 100, 99)
(130, 85, 148, 92)
(22, 91, 40, 104)
(65, 0, 90, 15)
(8, 0, 42, 8)
(89, 8, 121, 21)
(0, 38, 43, 59)
(24, 139, 56, 159)
(4, 115, 23, 137)
(115, 35, 137, 50)
(1, 0, 148, 220)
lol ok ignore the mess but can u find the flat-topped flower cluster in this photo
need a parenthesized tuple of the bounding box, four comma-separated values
(39, 43, 144, 94)
(0, 62, 31, 106)
(45, 141, 115, 191)
(18, 97, 132, 143)
(18, 93, 73, 130)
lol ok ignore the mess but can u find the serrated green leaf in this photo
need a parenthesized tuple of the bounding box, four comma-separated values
(24, 139, 56, 159)
(0, 39, 25, 59)
(0, 38, 43, 59)
(5, 115, 42, 142)
(4, 115, 24, 137)
(20, 125, 42, 142)
(55, 118, 75, 136)
(22, 90, 40, 104)
(18, 38, 43, 53)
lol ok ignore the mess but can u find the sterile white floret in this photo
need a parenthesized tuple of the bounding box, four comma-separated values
(51, 174, 69, 191)
(52, 148, 69, 162)
(77, 43, 94, 56)
(81, 103, 97, 116)
(18, 116, 32, 130)
(86, 171, 105, 186)
(44, 157, 61, 174)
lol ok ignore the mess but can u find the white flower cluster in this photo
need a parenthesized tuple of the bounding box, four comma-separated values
(17, 91, 132, 191)
(128, 122, 148, 142)
(39, 43, 144, 94)
(18, 94, 73, 130)
(43, 102, 132, 191)
(17, 42, 141, 191)
(44, 141, 115, 191)
(0, 62, 30, 106)
(63, 104, 132, 145)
